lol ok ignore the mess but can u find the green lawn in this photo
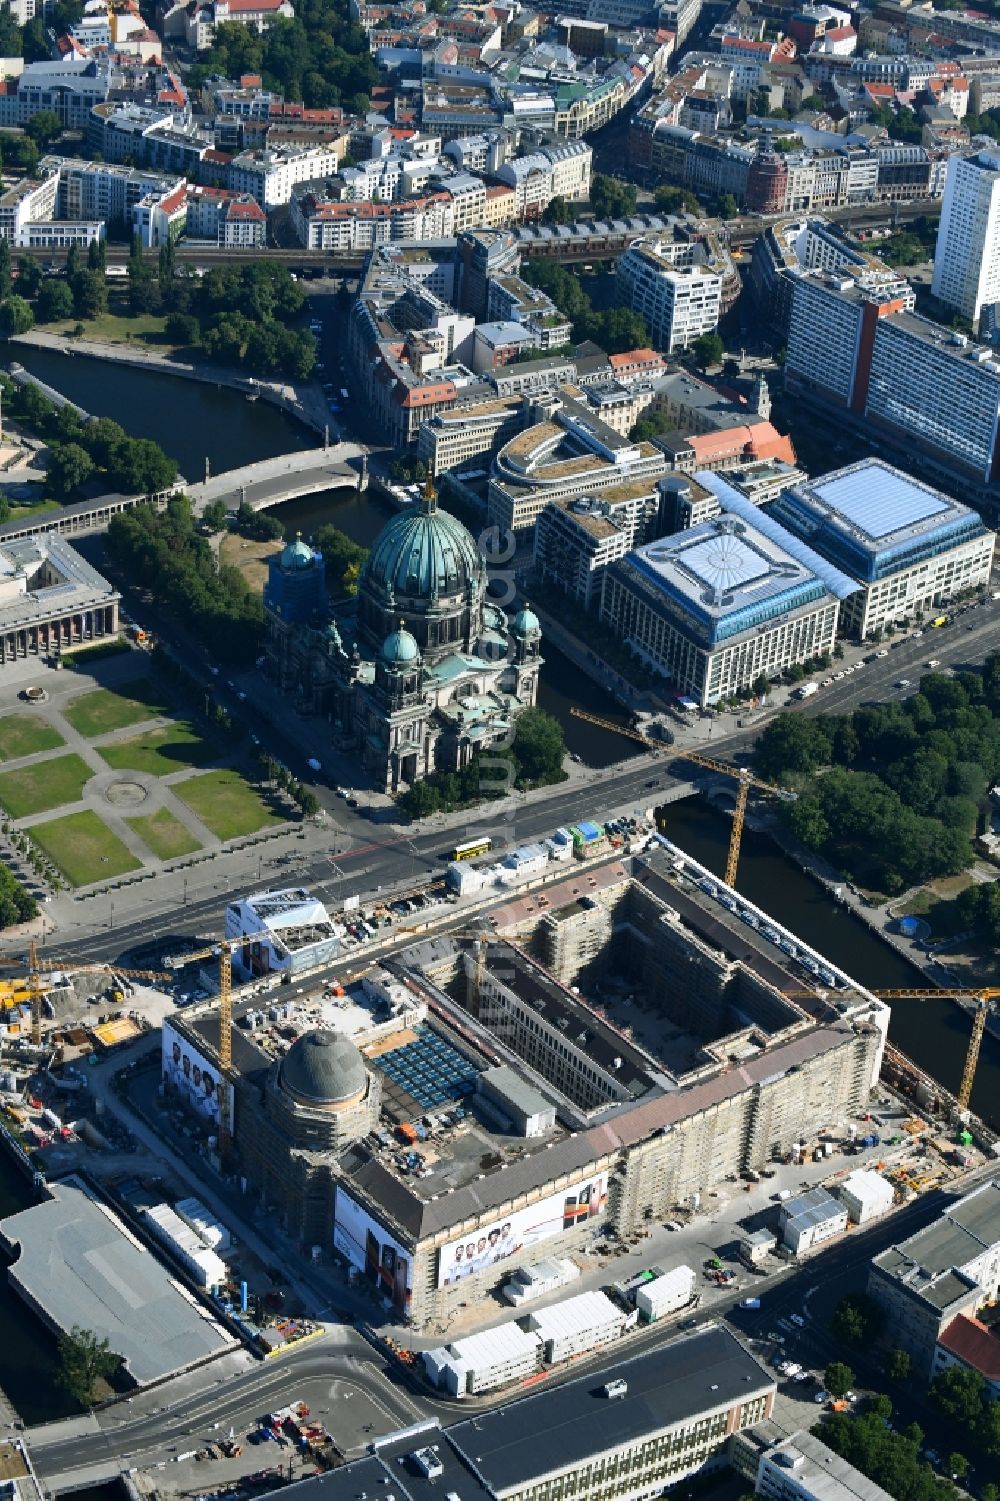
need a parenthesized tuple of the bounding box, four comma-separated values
(99, 722, 216, 777)
(0, 714, 65, 761)
(44, 311, 177, 347)
(4, 500, 62, 524)
(126, 807, 202, 860)
(64, 679, 172, 738)
(175, 769, 284, 840)
(0, 752, 92, 817)
(30, 810, 141, 886)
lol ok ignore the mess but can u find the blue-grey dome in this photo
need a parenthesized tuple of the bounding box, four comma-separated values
(382, 625, 421, 664)
(363, 505, 484, 602)
(512, 604, 541, 635)
(280, 536, 315, 570)
(280, 1031, 367, 1108)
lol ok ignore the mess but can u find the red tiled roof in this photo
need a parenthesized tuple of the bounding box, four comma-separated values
(939, 1316, 1000, 1381)
(160, 185, 188, 213)
(224, 198, 266, 221)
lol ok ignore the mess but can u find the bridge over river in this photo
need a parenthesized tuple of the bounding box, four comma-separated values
(0, 443, 368, 546)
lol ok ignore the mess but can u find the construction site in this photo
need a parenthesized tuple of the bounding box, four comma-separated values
(0, 794, 996, 1344)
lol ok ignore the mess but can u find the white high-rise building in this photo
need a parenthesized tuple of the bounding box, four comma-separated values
(932, 150, 1000, 331)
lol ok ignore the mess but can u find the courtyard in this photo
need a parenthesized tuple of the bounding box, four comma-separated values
(0, 651, 289, 889)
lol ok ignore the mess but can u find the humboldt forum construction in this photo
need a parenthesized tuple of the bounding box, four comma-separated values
(162, 839, 890, 1332)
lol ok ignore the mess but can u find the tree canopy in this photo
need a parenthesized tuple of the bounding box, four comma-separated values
(831, 1293, 885, 1349)
(106, 497, 265, 664)
(520, 258, 650, 353)
(0, 863, 37, 930)
(58, 1326, 121, 1407)
(817, 1408, 958, 1501)
(398, 707, 567, 817)
(1, 377, 177, 500)
(314, 524, 369, 597)
(589, 174, 637, 218)
(187, 3, 377, 109)
(754, 663, 1000, 892)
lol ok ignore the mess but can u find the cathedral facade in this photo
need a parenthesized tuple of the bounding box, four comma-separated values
(264, 497, 542, 793)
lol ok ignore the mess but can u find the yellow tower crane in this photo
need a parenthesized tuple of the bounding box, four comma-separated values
(0, 940, 172, 1045)
(166, 939, 243, 1157)
(569, 707, 787, 886)
(788, 987, 1000, 1111)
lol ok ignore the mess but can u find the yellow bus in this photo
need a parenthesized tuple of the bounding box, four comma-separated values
(450, 837, 493, 862)
(931, 615, 948, 628)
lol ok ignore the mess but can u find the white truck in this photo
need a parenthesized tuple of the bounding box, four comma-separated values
(796, 683, 819, 699)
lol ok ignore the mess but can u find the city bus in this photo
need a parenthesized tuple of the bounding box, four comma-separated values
(449, 836, 493, 862)
(930, 615, 948, 628)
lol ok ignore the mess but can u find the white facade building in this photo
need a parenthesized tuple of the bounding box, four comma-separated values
(142, 1204, 228, 1289)
(837, 1170, 894, 1226)
(617, 239, 723, 353)
(423, 1322, 543, 1396)
(780, 1187, 848, 1253)
(635, 1264, 696, 1321)
(525, 1290, 627, 1363)
(223, 888, 343, 977)
(755, 1429, 895, 1501)
(932, 150, 1000, 331)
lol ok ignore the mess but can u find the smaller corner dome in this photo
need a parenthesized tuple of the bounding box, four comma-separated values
(382, 625, 421, 664)
(512, 604, 541, 636)
(280, 536, 316, 570)
(280, 1030, 367, 1107)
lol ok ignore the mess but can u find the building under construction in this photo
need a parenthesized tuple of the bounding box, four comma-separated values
(162, 845, 888, 1330)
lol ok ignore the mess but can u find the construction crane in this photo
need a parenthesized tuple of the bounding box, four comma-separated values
(569, 707, 786, 886)
(165, 938, 244, 1157)
(0, 941, 171, 1045)
(787, 987, 1000, 1112)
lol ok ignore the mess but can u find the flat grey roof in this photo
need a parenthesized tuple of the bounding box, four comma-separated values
(762, 1429, 894, 1501)
(448, 1325, 773, 1495)
(0, 1176, 233, 1384)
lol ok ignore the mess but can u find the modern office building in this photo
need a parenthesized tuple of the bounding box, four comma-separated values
(533, 489, 653, 609)
(785, 272, 1000, 505)
(280, 1328, 775, 1501)
(868, 1178, 1000, 1374)
(767, 460, 996, 639)
(417, 392, 526, 477)
(489, 397, 667, 535)
(617, 234, 726, 352)
(598, 489, 854, 706)
(740, 1428, 895, 1501)
(932, 150, 1000, 331)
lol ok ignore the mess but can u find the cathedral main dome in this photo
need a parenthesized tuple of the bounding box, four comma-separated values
(362, 504, 485, 603)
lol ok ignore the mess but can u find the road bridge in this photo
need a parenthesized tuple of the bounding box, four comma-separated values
(0, 443, 368, 546)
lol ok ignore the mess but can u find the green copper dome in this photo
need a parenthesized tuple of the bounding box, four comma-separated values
(382, 625, 421, 664)
(280, 536, 316, 570)
(512, 604, 541, 635)
(363, 504, 484, 602)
